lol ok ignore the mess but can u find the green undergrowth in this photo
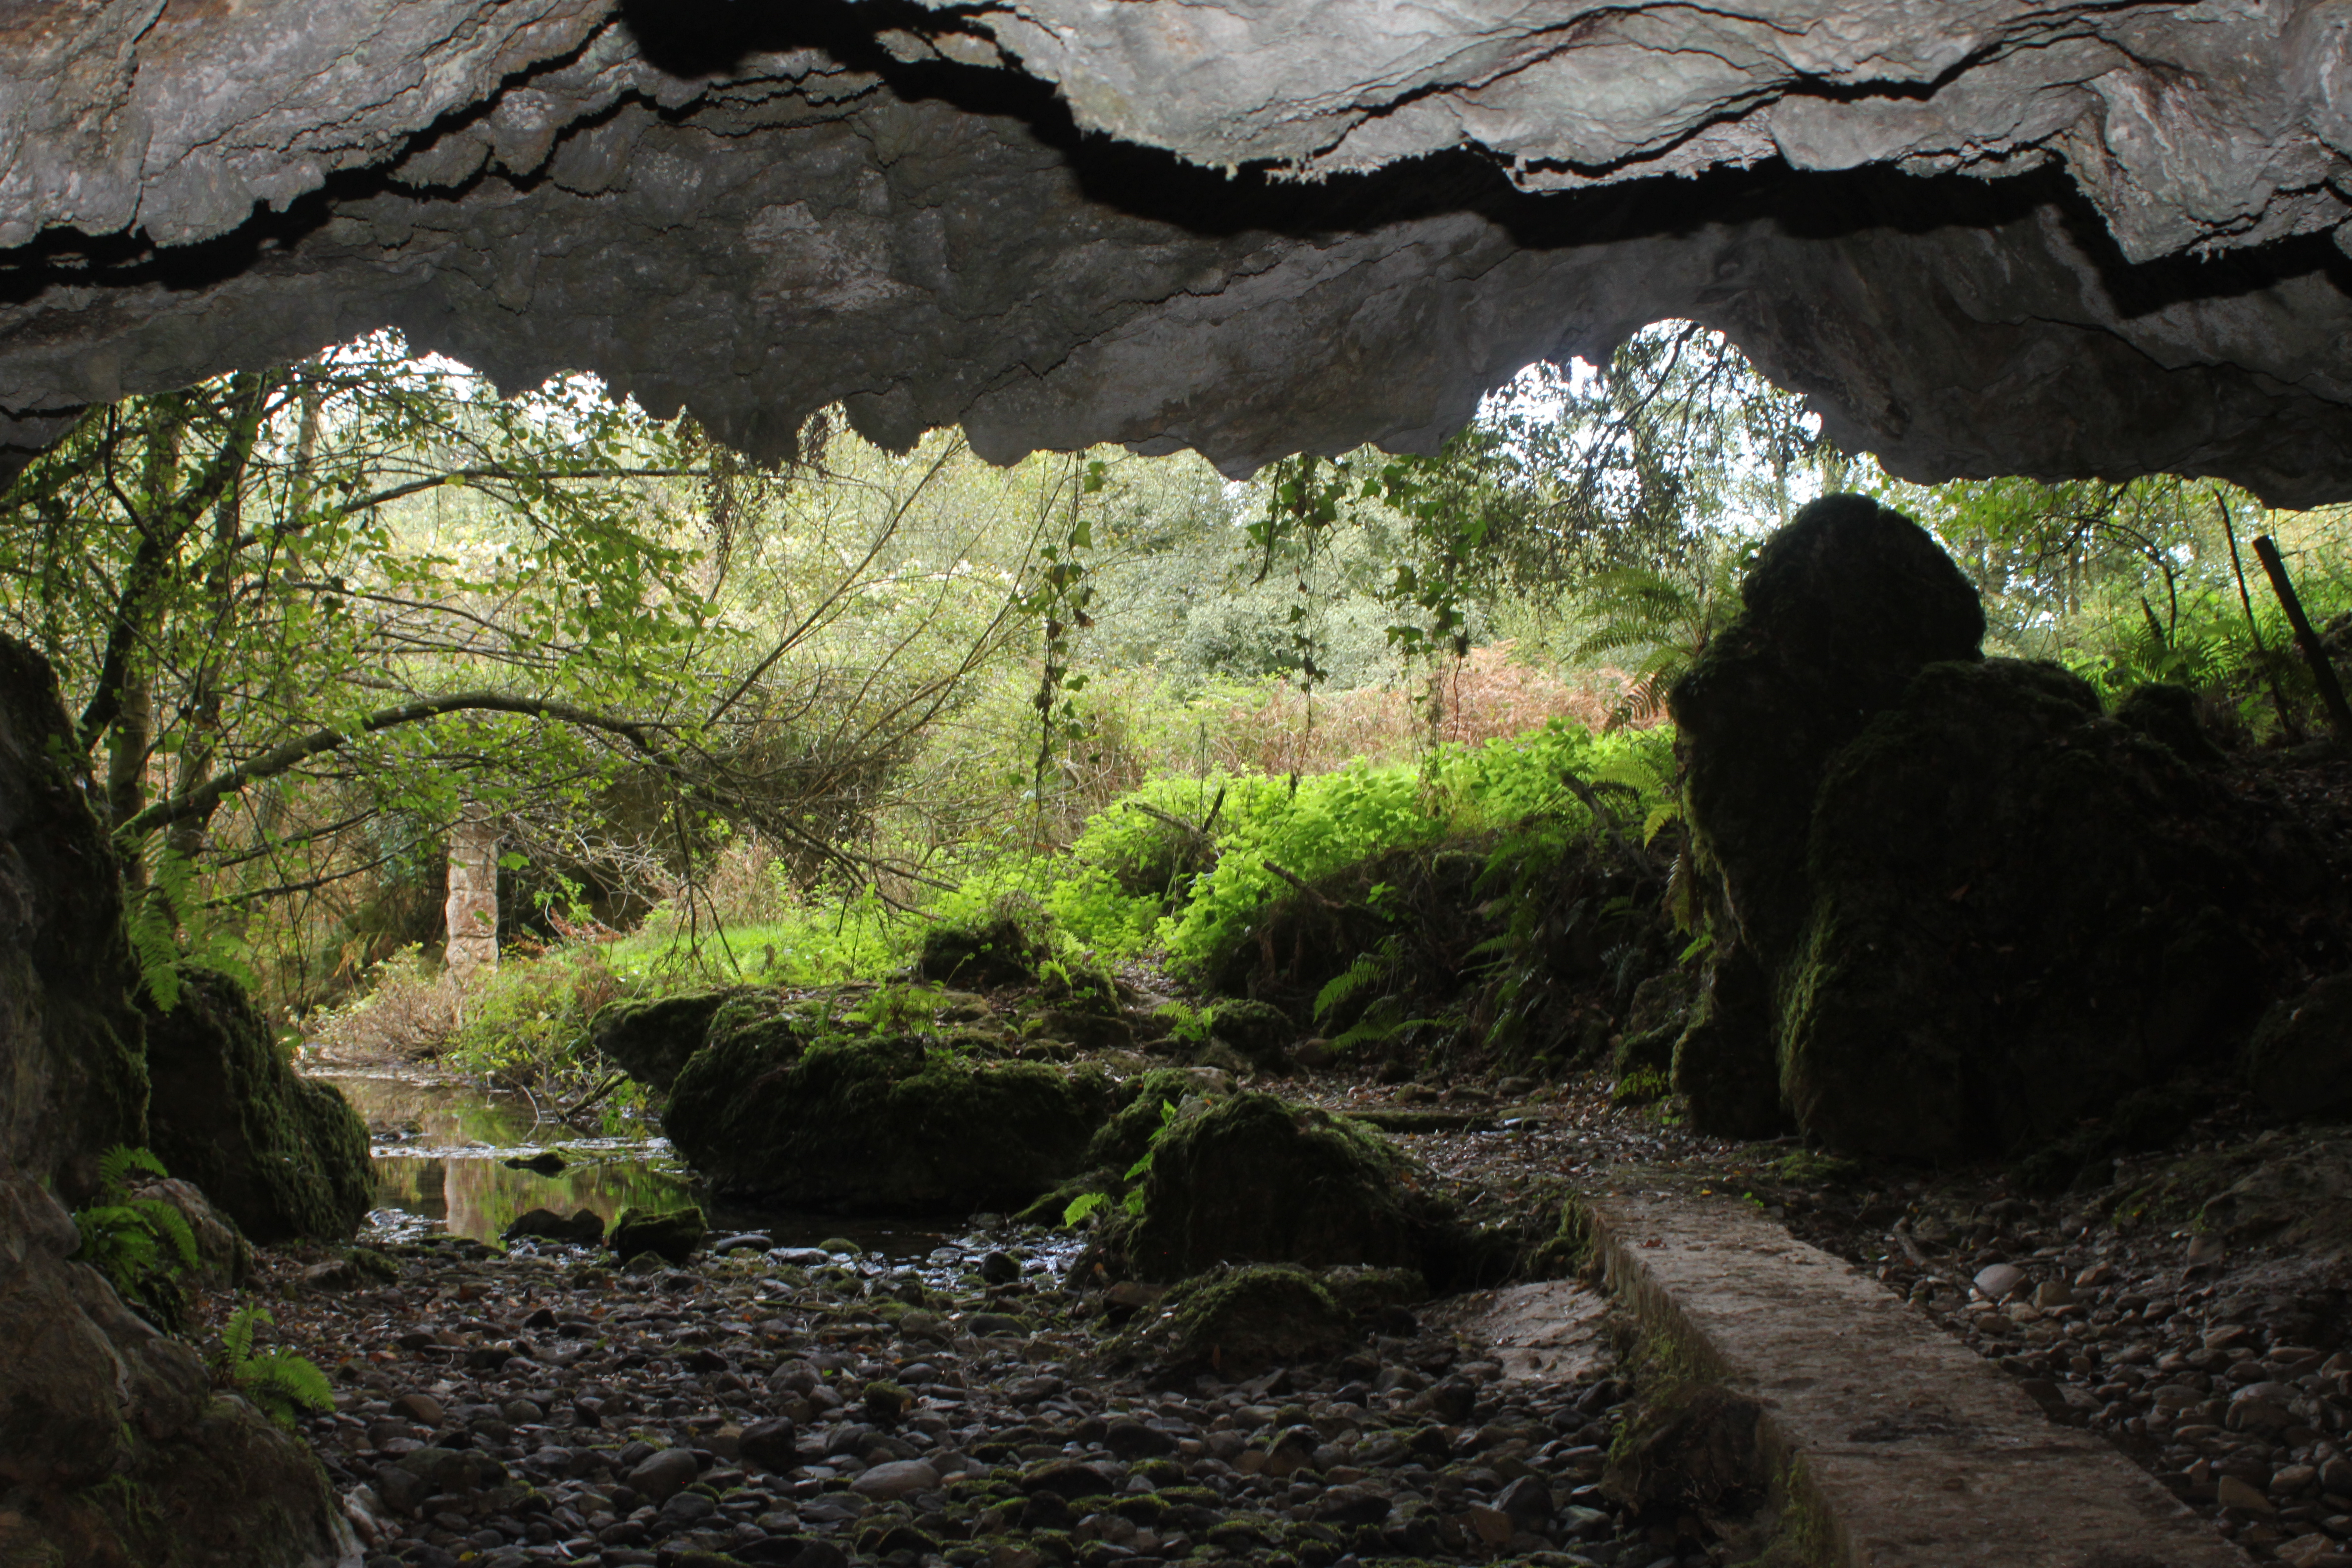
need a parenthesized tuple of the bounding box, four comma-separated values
(348, 715, 1677, 1095)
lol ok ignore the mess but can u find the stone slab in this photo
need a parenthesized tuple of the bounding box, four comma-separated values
(1428, 1279, 1612, 1385)
(1581, 1175, 2249, 1568)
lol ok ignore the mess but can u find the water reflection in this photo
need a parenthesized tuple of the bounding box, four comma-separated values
(312, 1071, 1017, 1264)
(320, 1071, 692, 1245)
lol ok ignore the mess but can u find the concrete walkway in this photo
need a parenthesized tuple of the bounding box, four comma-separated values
(1581, 1174, 2251, 1568)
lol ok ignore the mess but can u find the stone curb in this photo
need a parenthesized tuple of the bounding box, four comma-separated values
(1576, 1174, 2252, 1567)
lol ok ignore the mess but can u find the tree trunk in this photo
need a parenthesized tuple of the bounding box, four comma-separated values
(443, 803, 500, 990)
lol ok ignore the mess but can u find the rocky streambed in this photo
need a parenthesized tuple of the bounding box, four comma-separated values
(238, 1222, 1663, 1568)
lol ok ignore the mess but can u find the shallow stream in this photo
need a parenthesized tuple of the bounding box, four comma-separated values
(314, 1071, 996, 1273)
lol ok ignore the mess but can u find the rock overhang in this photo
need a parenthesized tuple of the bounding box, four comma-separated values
(3, 0, 2352, 501)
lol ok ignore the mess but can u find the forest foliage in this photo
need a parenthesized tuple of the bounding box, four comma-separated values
(8, 320, 2350, 1093)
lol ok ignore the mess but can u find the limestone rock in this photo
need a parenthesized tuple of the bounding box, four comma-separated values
(663, 1016, 1113, 1213)
(589, 988, 741, 1093)
(2249, 973, 2352, 1120)
(0, 633, 353, 1565)
(606, 1204, 706, 1265)
(143, 967, 372, 1243)
(1783, 659, 2259, 1157)
(1669, 498, 2269, 1156)
(1107, 1090, 1458, 1280)
(3, 9, 2352, 503)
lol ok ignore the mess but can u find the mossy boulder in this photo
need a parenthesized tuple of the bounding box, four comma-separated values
(608, 1204, 705, 1264)
(1670, 493, 1985, 975)
(143, 968, 370, 1242)
(917, 895, 1055, 989)
(2113, 680, 2226, 767)
(1667, 496, 2268, 1158)
(1206, 999, 1296, 1071)
(1109, 1264, 1355, 1373)
(663, 1014, 1114, 1213)
(591, 989, 743, 1092)
(2248, 972, 2352, 1119)
(1781, 659, 2257, 1157)
(1106, 1090, 1458, 1281)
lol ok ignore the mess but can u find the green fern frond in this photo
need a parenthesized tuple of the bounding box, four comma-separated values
(237, 1352, 335, 1424)
(97, 1145, 167, 1196)
(128, 1197, 199, 1274)
(1313, 955, 1385, 1023)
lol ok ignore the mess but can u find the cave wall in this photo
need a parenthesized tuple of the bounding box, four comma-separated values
(4, 2, 2352, 497)
(0, 638, 353, 1567)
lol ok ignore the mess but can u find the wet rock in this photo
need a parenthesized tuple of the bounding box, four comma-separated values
(1105, 1090, 1459, 1280)
(625, 1445, 700, 1504)
(607, 1205, 706, 1265)
(1019, 1459, 1118, 1500)
(142, 966, 371, 1242)
(2248, 973, 2352, 1120)
(504, 1206, 606, 1245)
(590, 989, 742, 1093)
(664, 1016, 1114, 1214)
(739, 1417, 796, 1473)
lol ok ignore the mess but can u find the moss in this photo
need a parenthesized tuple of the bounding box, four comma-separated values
(918, 894, 1056, 989)
(1108, 1090, 1458, 1282)
(1780, 659, 2260, 1158)
(589, 989, 742, 1093)
(664, 1020, 1114, 1212)
(1110, 1264, 1353, 1372)
(143, 968, 368, 1242)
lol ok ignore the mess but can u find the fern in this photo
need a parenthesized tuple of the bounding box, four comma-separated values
(1061, 1191, 1108, 1227)
(71, 1145, 198, 1331)
(1312, 954, 1386, 1024)
(214, 1303, 334, 1427)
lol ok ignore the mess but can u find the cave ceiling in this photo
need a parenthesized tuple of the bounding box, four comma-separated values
(4, 0, 2352, 501)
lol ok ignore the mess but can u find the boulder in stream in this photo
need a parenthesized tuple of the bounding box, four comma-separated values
(664, 1008, 1113, 1212)
(143, 966, 371, 1242)
(607, 1204, 705, 1264)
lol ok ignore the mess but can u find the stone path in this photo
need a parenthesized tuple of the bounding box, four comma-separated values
(1582, 1173, 2253, 1568)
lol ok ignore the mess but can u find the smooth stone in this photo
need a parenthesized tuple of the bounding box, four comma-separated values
(626, 1447, 701, 1504)
(849, 1460, 940, 1500)
(1973, 1263, 2026, 1301)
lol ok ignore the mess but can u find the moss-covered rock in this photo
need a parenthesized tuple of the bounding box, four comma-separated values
(608, 1204, 705, 1264)
(1666, 496, 2268, 1157)
(0, 637, 148, 1199)
(917, 895, 1055, 989)
(1782, 659, 2257, 1157)
(143, 968, 369, 1243)
(2113, 680, 2226, 767)
(2248, 971, 2352, 1119)
(1107, 1091, 1458, 1281)
(1109, 1264, 1355, 1372)
(590, 989, 743, 1092)
(1207, 998, 1297, 1071)
(1670, 493, 1985, 976)
(663, 1012, 1114, 1212)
